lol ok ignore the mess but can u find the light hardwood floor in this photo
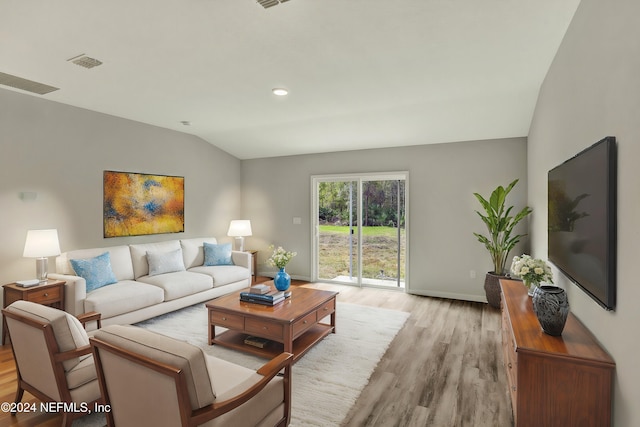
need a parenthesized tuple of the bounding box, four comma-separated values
(304, 283, 514, 427)
(0, 281, 513, 426)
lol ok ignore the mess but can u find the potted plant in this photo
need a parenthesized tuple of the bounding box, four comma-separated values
(473, 179, 532, 308)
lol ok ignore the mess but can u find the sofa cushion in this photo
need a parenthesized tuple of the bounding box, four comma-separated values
(204, 242, 233, 266)
(84, 281, 164, 318)
(70, 252, 118, 292)
(188, 265, 250, 287)
(57, 245, 134, 281)
(180, 237, 218, 269)
(5, 300, 90, 372)
(147, 248, 186, 276)
(136, 271, 213, 301)
(94, 325, 216, 410)
(130, 240, 181, 279)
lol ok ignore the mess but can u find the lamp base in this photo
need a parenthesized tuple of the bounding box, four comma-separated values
(233, 237, 245, 252)
(35, 257, 49, 282)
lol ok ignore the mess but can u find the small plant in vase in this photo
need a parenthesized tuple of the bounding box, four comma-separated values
(510, 254, 554, 296)
(267, 245, 297, 291)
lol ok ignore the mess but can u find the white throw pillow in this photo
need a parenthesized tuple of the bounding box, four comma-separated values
(147, 248, 186, 276)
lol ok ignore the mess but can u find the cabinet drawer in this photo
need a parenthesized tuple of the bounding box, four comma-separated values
(316, 298, 335, 320)
(210, 311, 244, 330)
(293, 311, 317, 337)
(245, 318, 284, 341)
(26, 287, 61, 304)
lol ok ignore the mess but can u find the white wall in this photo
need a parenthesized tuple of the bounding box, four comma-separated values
(528, 0, 640, 424)
(0, 88, 242, 287)
(242, 138, 528, 301)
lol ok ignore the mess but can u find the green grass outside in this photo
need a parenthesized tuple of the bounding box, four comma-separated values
(320, 225, 403, 237)
(318, 225, 406, 281)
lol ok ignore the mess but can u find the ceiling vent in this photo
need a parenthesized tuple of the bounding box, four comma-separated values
(0, 71, 59, 95)
(256, 0, 290, 9)
(67, 54, 103, 69)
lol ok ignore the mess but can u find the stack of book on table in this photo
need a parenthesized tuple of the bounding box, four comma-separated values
(240, 285, 285, 306)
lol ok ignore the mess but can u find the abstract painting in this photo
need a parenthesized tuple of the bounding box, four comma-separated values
(103, 170, 184, 237)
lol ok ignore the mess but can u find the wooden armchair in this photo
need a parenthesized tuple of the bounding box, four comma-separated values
(2, 300, 102, 427)
(90, 325, 292, 427)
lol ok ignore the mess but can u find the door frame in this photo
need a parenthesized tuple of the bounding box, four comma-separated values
(310, 171, 409, 290)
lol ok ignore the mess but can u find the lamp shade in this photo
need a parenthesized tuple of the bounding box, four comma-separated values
(23, 229, 61, 258)
(227, 220, 252, 237)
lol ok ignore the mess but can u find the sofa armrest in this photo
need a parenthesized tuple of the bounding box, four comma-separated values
(48, 273, 87, 316)
(231, 251, 251, 270)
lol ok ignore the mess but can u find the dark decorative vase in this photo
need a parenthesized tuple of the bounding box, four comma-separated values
(274, 267, 291, 291)
(484, 272, 507, 309)
(532, 286, 570, 336)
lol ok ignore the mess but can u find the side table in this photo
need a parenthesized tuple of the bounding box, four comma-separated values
(247, 250, 258, 283)
(2, 279, 66, 345)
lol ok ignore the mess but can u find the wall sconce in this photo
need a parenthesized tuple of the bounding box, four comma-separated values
(227, 220, 252, 252)
(23, 229, 61, 282)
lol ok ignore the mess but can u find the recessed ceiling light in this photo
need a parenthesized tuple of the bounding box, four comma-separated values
(180, 121, 191, 126)
(272, 88, 288, 96)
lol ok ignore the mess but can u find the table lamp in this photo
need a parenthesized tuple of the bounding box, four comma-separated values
(227, 220, 252, 252)
(23, 229, 61, 282)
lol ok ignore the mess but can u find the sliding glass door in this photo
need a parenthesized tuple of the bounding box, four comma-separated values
(312, 173, 408, 289)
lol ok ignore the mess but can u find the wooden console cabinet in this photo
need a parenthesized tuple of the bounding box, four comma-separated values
(500, 279, 615, 427)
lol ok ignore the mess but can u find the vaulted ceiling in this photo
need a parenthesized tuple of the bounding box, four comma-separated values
(1, 0, 580, 159)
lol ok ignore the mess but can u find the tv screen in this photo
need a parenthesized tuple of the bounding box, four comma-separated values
(548, 136, 617, 310)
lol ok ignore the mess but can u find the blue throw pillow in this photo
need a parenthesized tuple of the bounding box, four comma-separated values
(70, 252, 118, 292)
(203, 242, 234, 266)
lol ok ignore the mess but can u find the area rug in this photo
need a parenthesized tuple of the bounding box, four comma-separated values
(74, 302, 409, 426)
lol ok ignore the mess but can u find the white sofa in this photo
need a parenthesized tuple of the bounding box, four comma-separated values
(49, 237, 251, 329)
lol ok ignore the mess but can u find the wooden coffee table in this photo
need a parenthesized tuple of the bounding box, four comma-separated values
(206, 285, 338, 362)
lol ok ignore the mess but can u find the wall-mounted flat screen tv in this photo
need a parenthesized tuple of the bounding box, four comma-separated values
(548, 136, 617, 310)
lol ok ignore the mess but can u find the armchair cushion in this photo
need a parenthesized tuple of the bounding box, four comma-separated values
(205, 357, 285, 427)
(66, 355, 97, 389)
(5, 300, 90, 371)
(94, 325, 215, 410)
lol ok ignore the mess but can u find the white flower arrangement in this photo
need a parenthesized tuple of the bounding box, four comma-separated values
(510, 254, 553, 288)
(267, 245, 297, 269)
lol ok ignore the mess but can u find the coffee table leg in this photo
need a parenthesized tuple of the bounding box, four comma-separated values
(209, 323, 216, 345)
(284, 328, 293, 354)
(331, 311, 336, 333)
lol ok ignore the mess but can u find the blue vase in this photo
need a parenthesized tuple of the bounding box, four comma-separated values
(274, 267, 291, 291)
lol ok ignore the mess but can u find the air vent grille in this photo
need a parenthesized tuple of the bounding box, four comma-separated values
(0, 71, 59, 95)
(68, 54, 103, 69)
(256, 0, 290, 9)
